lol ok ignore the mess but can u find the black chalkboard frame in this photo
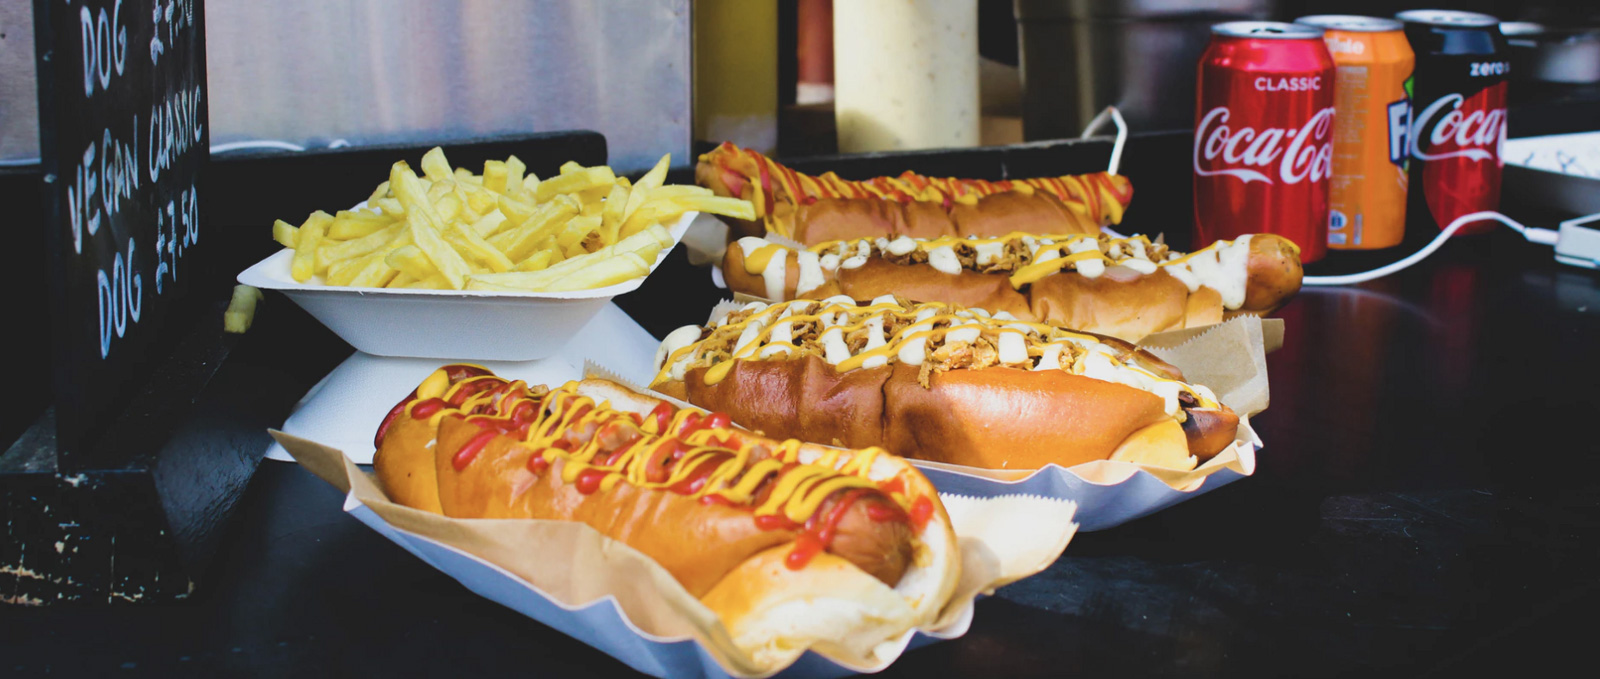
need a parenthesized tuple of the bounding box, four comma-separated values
(33, 0, 211, 466)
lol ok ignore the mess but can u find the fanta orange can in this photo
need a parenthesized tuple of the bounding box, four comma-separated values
(1295, 15, 1415, 250)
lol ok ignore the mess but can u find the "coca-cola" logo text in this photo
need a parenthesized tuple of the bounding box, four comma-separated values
(1409, 93, 1505, 163)
(1193, 106, 1336, 185)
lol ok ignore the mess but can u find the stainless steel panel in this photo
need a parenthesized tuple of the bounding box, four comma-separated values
(1015, 0, 1271, 139)
(0, 0, 692, 172)
(1, 0, 40, 164)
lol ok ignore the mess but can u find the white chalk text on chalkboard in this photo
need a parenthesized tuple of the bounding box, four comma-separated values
(62, 0, 203, 360)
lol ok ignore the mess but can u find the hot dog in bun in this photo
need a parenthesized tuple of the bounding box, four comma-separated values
(697, 142, 1134, 245)
(651, 298, 1241, 472)
(373, 367, 961, 664)
(722, 232, 1303, 342)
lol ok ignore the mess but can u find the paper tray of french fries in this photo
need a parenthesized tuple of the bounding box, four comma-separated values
(237, 148, 755, 361)
(272, 427, 1080, 679)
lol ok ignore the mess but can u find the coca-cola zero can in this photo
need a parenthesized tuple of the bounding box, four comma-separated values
(1193, 21, 1337, 263)
(1397, 9, 1509, 237)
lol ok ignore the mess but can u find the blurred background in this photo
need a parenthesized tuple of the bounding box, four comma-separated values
(1, 0, 1597, 448)
(3, 0, 1596, 173)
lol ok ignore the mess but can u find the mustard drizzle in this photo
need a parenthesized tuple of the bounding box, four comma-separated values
(795, 231, 1232, 289)
(714, 143, 1128, 236)
(408, 375, 905, 524)
(649, 299, 1222, 411)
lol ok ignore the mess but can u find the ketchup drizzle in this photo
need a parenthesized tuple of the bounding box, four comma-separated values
(390, 370, 926, 574)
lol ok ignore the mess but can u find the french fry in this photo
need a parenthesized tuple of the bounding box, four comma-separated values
(325, 249, 376, 286)
(483, 160, 508, 194)
(640, 223, 675, 248)
(376, 197, 405, 216)
(385, 244, 440, 281)
(347, 255, 400, 288)
(466, 246, 608, 290)
(535, 167, 616, 202)
(427, 180, 455, 205)
(556, 214, 603, 255)
(460, 183, 499, 216)
(404, 210, 471, 289)
(539, 252, 650, 291)
(331, 214, 390, 242)
(291, 211, 332, 282)
(469, 211, 509, 239)
(394, 161, 513, 277)
(614, 225, 673, 254)
(223, 285, 264, 333)
(406, 274, 453, 289)
(316, 222, 404, 270)
(386, 272, 418, 288)
(636, 185, 713, 201)
(496, 193, 540, 228)
(273, 220, 299, 249)
(505, 155, 526, 196)
(599, 182, 630, 245)
(616, 205, 675, 241)
(420, 147, 453, 182)
(493, 200, 577, 261)
(433, 192, 463, 223)
(514, 248, 556, 273)
(625, 242, 664, 266)
(366, 181, 391, 205)
(665, 195, 757, 221)
(623, 153, 671, 221)
(560, 161, 583, 174)
(521, 171, 540, 198)
(393, 163, 472, 288)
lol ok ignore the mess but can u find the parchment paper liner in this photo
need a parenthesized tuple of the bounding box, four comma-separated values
(272, 427, 1078, 679)
(638, 308, 1281, 532)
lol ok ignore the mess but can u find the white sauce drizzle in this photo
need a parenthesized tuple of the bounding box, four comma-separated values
(736, 237, 769, 258)
(794, 250, 824, 296)
(761, 249, 788, 300)
(656, 325, 703, 372)
(927, 245, 961, 275)
(974, 241, 1006, 266)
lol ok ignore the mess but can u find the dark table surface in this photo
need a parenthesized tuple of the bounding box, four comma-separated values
(6, 200, 1599, 678)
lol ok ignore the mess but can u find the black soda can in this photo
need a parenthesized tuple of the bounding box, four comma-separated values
(1396, 10, 1509, 240)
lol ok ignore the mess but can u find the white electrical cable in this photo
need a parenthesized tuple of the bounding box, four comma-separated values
(1082, 106, 1130, 240)
(209, 139, 355, 154)
(1079, 106, 1129, 176)
(1304, 211, 1558, 286)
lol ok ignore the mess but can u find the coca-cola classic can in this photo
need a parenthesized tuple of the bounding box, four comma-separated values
(1397, 10, 1509, 237)
(1194, 22, 1336, 263)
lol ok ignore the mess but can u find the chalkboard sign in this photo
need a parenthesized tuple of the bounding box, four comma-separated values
(33, 0, 209, 462)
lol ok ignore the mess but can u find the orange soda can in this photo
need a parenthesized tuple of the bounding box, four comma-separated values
(1294, 15, 1415, 250)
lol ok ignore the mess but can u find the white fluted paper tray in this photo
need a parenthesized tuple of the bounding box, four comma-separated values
(897, 315, 1274, 531)
(642, 313, 1279, 533)
(263, 302, 663, 463)
(236, 211, 696, 361)
(273, 431, 1079, 679)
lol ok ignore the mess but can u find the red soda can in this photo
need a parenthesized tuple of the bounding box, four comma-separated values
(1193, 22, 1337, 263)
(1397, 10, 1509, 237)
